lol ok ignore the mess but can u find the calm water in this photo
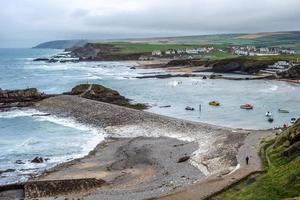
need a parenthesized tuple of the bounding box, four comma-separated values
(0, 48, 299, 185)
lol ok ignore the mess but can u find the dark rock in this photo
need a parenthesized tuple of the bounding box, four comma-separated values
(47, 59, 59, 63)
(177, 156, 190, 163)
(31, 157, 44, 163)
(67, 84, 147, 110)
(0, 88, 50, 109)
(278, 65, 300, 79)
(15, 160, 25, 165)
(136, 73, 198, 79)
(130, 67, 136, 70)
(33, 58, 50, 62)
(0, 169, 15, 175)
(32, 113, 51, 117)
(210, 58, 274, 74)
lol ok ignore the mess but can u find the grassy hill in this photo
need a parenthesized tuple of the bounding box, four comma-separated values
(33, 31, 300, 51)
(211, 119, 300, 200)
(124, 31, 300, 51)
(33, 40, 87, 49)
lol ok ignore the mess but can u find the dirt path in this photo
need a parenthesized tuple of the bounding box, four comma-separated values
(158, 130, 275, 200)
(80, 84, 93, 97)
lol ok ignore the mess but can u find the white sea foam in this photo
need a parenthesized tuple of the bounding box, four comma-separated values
(0, 108, 106, 185)
(0, 109, 46, 119)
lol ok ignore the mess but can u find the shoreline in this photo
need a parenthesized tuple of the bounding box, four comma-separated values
(0, 95, 276, 199)
(26, 96, 272, 198)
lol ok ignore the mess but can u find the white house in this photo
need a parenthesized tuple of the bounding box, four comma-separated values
(186, 48, 198, 54)
(152, 50, 162, 56)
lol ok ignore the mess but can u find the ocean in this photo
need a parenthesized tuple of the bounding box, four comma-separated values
(0, 48, 299, 185)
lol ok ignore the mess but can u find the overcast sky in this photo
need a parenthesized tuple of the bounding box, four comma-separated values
(1, 0, 300, 47)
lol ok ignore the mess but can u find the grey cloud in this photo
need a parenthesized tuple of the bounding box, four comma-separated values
(0, 0, 300, 47)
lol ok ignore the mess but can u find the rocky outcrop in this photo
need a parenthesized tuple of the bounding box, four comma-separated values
(68, 43, 148, 61)
(31, 157, 44, 163)
(274, 118, 300, 157)
(165, 58, 275, 74)
(165, 59, 207, 67)
(0, 88, 50, 110)
(136, 73, 199, 79)
(0, 84, 147, 111)
(209, 59, 275, 74)
(278, 65, 300, 79)
(66, 84, 147, 110)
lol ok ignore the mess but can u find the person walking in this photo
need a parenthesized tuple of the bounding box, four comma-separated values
(246, 156, 249, 165)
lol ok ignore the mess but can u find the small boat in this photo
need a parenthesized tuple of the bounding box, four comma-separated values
(291, 118, 296, 124)
(278, 109, 289, 113)
(265, 112, 272, 117)
(209, 101, 220, 106)
(185, 106, 195, 111)
(159, 105, 171, 108)
(268, 117, 274, 123)
(240, 104, 253, 110)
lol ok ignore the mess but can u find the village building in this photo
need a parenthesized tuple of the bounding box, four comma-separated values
(152, 50, 162, 56)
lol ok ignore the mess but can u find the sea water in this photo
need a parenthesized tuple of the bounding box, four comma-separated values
(0, 48, 299, 185)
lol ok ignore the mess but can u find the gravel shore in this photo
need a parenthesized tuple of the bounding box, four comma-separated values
(23, 95, 249, 199)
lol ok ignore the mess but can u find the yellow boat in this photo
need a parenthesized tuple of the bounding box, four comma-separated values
(209, 101, 220, 106)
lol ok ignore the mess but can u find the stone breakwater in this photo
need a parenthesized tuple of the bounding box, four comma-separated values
(36, 95, 246, 177)
(1, 95, 248, 199)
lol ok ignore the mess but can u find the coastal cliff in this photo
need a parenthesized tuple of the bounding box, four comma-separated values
(278, 64, 300, 79)
(69, 43, 148, 61)
(165, 58, 275, 74)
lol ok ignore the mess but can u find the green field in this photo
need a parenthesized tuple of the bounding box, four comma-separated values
(120, 31, 300, 51)
(105, 42, 203, 54)
(212, 121, 300, 200)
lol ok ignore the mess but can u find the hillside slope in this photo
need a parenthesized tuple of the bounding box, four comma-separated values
(212, 119, 300, 200)
(33, 40, 88, 49)
(33, 31, 300, 50)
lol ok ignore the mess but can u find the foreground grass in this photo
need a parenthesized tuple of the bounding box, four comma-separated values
(212, 131, 300, 200)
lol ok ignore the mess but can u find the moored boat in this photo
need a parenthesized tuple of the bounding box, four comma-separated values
(278, 109, 289, 113)
(209, 101, 220, 106)
(266, 111, 272, 117)
(268, 117, 274, 123)
(291, 118, 296, 124)
(185, 106, 195, 111)
(240, 104, 253, 110)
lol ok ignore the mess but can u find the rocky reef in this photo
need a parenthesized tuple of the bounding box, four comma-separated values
(0, 84, 147, 111)
(164, 58, 275, 74)
(0, 88, 49, 110)
(278, 64, 300, 79)
(66, 84, 147, 110)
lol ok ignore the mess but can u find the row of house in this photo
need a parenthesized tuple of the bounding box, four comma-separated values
(231, 46, 295, 56)
(152, 47, 214, 57)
